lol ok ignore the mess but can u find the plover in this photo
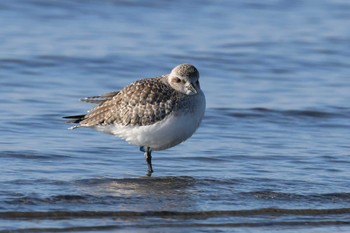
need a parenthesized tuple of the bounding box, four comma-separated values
(64, 64, 206, 176)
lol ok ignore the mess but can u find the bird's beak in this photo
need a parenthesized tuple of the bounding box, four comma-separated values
(185, 83, 197, 95)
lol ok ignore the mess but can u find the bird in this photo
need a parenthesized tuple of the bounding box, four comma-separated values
(64, 64, 206, 176)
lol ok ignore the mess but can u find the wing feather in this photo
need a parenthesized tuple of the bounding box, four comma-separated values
(78, 77, 182, 127)
(81, 91, 119, 104)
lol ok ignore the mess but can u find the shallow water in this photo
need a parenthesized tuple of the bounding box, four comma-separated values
(1, 0, 350, 232)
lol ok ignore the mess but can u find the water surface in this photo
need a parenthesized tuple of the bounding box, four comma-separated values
(1, 0, 350, 232)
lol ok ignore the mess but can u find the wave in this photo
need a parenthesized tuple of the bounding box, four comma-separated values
(1, 208, 350, 232)
(1, 221, 349, 233)
(212, 107, 350, 119)
(204, 107, 350, 129)
(0, 151, 68, 160)
(1, 207, 350, 220)
(6, 191, 350, 206)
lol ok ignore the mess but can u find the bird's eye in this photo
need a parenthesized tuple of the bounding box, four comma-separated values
(174, 78, 181, 83)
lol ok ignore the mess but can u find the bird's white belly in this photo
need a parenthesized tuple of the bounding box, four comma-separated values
(96, 112, 199, 150)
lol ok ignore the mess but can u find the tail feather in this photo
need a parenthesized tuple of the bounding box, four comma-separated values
(63, 114, 86, 124)
(63, 91, 119, 127)
(80, 91, 119, 104)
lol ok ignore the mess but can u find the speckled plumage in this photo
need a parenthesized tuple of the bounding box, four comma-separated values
(78, 76, 181, 127)
(64, 64, 206, 176)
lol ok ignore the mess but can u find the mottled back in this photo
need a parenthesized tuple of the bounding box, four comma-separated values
(79, 76, 185, 127)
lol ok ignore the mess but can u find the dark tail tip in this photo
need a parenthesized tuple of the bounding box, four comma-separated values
(63, 114, 86, 124)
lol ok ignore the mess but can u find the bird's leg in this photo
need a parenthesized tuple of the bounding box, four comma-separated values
(141, 146, 153, 176)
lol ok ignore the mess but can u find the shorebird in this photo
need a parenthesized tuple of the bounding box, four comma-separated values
(64, 64, 206, 176)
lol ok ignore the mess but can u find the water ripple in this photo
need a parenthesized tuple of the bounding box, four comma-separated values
(214, 107, 350, 119)
(1, 208, 350, 219)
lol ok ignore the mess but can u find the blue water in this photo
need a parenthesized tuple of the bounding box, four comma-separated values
(1, 0, 350, 232)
